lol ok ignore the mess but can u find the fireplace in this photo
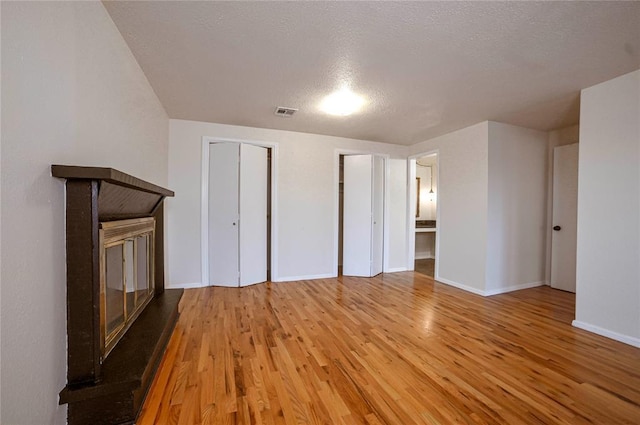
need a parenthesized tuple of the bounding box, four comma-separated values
(53, 165, 182, 425)
(101, 218, 155, 359)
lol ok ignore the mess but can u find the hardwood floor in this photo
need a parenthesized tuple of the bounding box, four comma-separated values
(138, 273, 640, 424)
(414, 259, 434, 277)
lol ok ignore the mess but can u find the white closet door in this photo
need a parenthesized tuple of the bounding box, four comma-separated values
(343, 155, 374, 277)
(239, 144, 268, 286)
(551, 143, 578, 292)
(370, 156, 384, 276)
(209, 143, 240, 286)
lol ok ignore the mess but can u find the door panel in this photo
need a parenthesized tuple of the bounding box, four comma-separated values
(239, 144, 268, 286)
(343, 155, 373, 277)
(209, 143, 240, 286)
(371, 156, 384, 276)
(551, 143, 578, 292)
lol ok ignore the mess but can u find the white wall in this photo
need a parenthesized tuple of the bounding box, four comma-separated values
(486, 122, 548, 295)
(545, 125, 580, 284)
(575, 69, 640, 346)
(1, 2, 169, 423)
(409, 122, 489, 294)
(168, 119, 407, 286)
(409, 121, 550, 296)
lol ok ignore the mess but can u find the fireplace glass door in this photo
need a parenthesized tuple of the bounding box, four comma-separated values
(105, 244, 125, 337)
(100, 218, 155, 359)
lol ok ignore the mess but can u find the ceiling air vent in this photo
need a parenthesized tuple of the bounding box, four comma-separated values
(274, 106, 298, 117)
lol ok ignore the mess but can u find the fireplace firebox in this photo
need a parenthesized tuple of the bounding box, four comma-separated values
(53, 165, 182, 425)
(101, 218, 155, 359)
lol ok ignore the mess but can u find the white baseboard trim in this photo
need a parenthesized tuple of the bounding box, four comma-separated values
(169, 273, 341, 287)
(433, 276, 486, 296)
(431, 277, 545, 297)
(384, 267, 408, 273)
(484, 281, 545, 296)
(572, 320, 640, 348)
(272, 273, 336, 283)
(166, 282, 207, 289)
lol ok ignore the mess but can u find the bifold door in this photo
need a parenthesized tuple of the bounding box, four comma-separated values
(343, 154, 384, 277)
(239, 144, 268, 286)
(209, 143, 239, 286)
(209, 143, 267, 287)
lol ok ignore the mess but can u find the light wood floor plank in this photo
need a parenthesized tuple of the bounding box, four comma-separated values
(140, 273, 640, 424)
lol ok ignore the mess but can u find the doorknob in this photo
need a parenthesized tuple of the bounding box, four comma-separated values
(232, 222, 236, 226)
(553, 225, 561, 231)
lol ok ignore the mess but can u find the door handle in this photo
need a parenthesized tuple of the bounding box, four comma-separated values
(553, 225, 561, 231)
(232, 222, 237, 226)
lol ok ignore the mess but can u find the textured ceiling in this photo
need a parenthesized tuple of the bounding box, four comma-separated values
(104, 1, 640, 146)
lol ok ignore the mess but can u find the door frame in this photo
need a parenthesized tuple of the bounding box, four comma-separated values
(201, 136, 279, 285)
(407, 150, 440, 278)
(333, 149, 391, 276)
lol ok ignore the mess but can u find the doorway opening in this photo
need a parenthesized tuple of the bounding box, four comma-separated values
(409, 152, 439, 278)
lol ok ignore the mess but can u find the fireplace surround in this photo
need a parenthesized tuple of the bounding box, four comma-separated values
(53, 165, 182, 425)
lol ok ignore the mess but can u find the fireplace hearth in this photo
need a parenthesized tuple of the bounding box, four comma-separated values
(53, 165, 182, 425)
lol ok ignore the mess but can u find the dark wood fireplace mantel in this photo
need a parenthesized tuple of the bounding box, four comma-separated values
(53, 165, 182, 425)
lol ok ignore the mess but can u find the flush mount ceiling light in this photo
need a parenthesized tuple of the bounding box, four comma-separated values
(319, 88, 366, 116)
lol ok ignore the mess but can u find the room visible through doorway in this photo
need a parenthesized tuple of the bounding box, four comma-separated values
(415, 259, 435, 277)
(414, 153, 438, 278)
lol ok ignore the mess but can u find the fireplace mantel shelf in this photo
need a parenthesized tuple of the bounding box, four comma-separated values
(52, 165, 174, 197)
(52, 165, 175, 222)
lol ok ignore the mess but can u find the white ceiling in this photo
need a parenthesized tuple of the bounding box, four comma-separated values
(104, 1, 640, 146)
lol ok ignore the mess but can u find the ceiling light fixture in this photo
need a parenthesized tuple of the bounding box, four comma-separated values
(319, 88, 366, 116)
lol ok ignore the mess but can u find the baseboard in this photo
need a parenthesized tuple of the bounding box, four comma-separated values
(384, 267, 408, 273)
(484, 281, 545, 296)
(434, 276, 486, 296)
(572, 320, 640, 348)
(272, 273, 336, 282)
(166, 282, 206, 289)
(169, 274, 340, 286)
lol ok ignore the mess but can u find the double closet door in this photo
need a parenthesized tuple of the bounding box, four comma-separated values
(343, 154, 384, 277)
(208, 143, 267, 287)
